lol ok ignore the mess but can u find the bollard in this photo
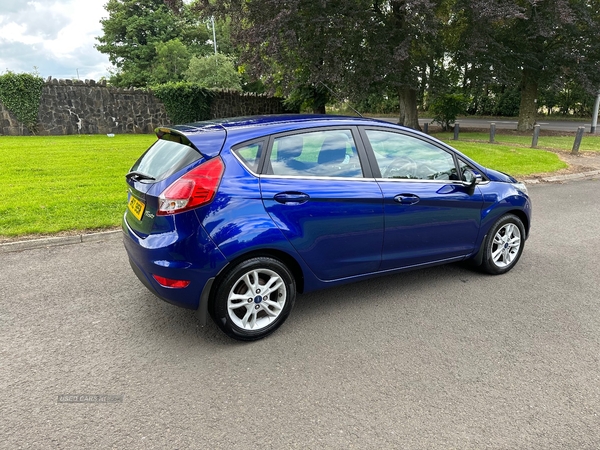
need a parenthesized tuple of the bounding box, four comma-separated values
(423, 122, 429, 134)
(453, 122, 459, 140)
(531, 124, 540, 148)
(572, 126, 585, 154)
(490, 123, 496, 143)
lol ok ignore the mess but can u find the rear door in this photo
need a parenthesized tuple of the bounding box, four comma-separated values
(259, 128, 384, 281)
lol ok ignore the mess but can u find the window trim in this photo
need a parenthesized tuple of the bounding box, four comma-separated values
(258, 126, 375, 179)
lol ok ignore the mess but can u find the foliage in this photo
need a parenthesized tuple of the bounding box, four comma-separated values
(539, 81, 597, 117)
(349, 92, 400, 115)
(284, 84, 330, 114)
(151, 39, 191, 84)
(152, 82, 214, 123)
(96, 0, 211, 87)
(429, 93, 468, 131)
(0, 71, 44, 133)
(200, 0, 446, 129)
(450, 0, 600, 129)
(184, 53, 242, 91)
(494, 88, 521, 117)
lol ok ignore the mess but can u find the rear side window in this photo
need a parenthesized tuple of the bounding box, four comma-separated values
(232, 141, 264, 173)
(130, 139, 202, 182)
(268, 129, 363, 178)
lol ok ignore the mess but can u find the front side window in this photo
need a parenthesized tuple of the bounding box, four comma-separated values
(365, 130, 458, 180)
(269, 129, 363, 178)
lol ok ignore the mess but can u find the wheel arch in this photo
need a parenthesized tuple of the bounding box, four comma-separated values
(507, 208, 530, 238)
(211, 248, 306, 298)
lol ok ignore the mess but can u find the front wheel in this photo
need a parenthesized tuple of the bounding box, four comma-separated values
(480, 214, 526, 275)
(210, 257, 296, 341)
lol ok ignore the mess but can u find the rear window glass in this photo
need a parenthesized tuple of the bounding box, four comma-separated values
(130, 139, 202, 182)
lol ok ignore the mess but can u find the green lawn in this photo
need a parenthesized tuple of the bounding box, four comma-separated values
(441, 141, 567, 177)
(0, 134, 156, 237)
(0, 131, 576, 238)
(433, 132, 600, 152)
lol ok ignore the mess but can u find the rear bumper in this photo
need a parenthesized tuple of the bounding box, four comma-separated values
(122, 214, 228, 311)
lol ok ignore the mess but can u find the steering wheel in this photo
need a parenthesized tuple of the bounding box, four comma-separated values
(383, 157, 417, 179)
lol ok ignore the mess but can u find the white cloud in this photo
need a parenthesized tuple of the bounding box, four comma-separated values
(0, 0, 111, 80)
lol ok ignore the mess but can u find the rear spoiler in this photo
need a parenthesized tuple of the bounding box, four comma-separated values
(155, 127, 194, 147)
(154, 125, 227, 158)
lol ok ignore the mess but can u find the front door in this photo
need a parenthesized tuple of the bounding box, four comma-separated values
(361, 128, 483, 270)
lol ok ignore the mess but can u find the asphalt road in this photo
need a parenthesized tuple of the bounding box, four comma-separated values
(376, 117, 595, 133)
(2, 177, 600, 449)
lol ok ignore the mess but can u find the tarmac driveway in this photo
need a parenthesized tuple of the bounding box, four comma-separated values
(1, 177, 600, 449)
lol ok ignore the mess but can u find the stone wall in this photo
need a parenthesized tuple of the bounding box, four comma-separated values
(0, 78, 292, 136)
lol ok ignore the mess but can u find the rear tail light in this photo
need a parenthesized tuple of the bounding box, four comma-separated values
(152, 274, 190, 288)
(157, 157, 224, 215)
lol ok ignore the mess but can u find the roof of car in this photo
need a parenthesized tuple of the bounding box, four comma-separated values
(169, 114, 403, 151)
(178, 114, 388, 130)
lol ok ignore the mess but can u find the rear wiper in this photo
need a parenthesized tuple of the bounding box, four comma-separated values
(125, 171, 155, 182)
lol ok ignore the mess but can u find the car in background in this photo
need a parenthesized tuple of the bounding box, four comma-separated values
(123, 115, 532, 341)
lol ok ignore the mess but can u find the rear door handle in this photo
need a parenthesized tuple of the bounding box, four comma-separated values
(274, 192, 310, 204)
(393, 194, 420, 205)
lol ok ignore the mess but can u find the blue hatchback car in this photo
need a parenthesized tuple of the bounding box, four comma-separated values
(123, 115, 532, 341)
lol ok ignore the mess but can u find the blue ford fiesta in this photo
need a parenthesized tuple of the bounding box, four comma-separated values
(123, 115, 532, 341)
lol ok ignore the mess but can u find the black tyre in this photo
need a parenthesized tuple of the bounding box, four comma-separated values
(480, 214, 526, 275)
(210, 257, 296, 341)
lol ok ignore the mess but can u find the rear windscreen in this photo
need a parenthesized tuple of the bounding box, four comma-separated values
(130, 139, 202, 182)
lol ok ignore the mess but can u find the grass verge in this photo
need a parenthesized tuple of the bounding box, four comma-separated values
(0, 134, 155, 237)
(433, 132, 600, 152)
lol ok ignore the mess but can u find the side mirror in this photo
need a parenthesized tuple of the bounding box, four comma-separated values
(463, 169, 482, 194)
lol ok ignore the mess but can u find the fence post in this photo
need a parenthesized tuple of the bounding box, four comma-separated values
(572, 126, 585, 154)
(490, 123, 496, 143)
(531, 124, 540, 148)
(423, 122, 429, 134)
(453, 121, 459, 140)
(592, 93, 599, 134)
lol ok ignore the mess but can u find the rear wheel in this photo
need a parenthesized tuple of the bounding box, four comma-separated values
(480, 214, 525, 275)
(210, 257, 296, 341)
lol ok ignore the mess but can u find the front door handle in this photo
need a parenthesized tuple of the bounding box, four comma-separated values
(393, 194, 420, 205)
(274, 192, 310, 204)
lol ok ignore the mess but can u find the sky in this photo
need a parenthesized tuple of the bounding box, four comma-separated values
(0, 0, 111, 81)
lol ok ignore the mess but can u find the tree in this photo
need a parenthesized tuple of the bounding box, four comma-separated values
(451, 0, 600, 130)
(151, 39, 191, 84)
(355, 1, 446, 129)
(199, 1, 446, 129)
(184, 53, 242, 91)
(96, 0, 211, 87)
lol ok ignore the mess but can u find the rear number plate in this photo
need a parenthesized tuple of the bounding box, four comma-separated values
(128, 195, 145, 221)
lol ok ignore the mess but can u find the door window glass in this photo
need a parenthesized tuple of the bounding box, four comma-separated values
(365, 130, 458, 180)
(233, 141, 264, 173)
(269, 130, 363, 178)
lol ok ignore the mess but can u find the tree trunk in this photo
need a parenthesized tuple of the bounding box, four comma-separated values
(312, 104, 326, 114)
(398, 87, 421, 131)
(517, 68, 538, 131)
